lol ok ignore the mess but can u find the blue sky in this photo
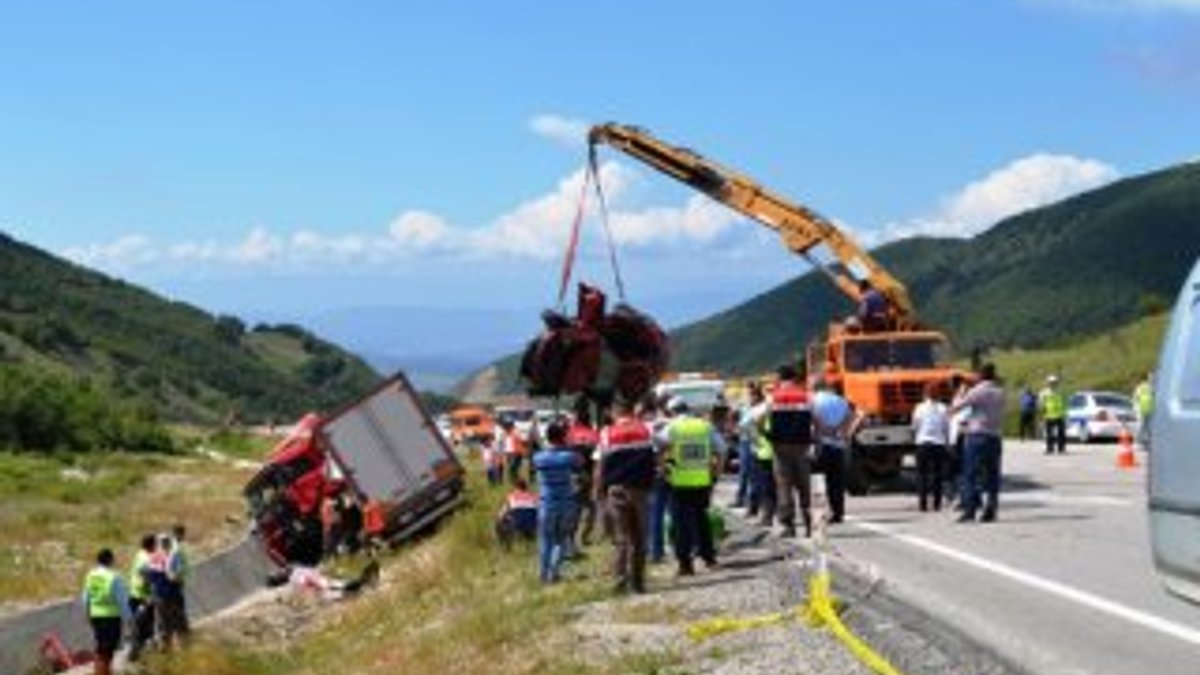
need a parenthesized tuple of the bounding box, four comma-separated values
(2, 0, 1199, 334)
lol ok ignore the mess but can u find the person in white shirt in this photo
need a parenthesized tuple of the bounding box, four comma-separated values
(911, 382, 951, 511)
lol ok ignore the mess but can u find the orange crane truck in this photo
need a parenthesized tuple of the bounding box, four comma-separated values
(589, 122, 967, 493)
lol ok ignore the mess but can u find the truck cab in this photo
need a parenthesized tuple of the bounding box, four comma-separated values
(809, 323, 962, 490)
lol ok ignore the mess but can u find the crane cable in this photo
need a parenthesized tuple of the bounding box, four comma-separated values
(588, 144, 628, 302)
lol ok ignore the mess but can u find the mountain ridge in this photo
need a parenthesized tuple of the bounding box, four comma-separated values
(0, 232, 380, 425)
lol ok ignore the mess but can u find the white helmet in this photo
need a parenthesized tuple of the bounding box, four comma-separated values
(1047, 375, 1059, 384)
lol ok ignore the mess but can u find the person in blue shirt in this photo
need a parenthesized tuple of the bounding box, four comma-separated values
(812, 379, 859, 523)
(1018, 385, 1037, 441)
(532, 421, 580, 583)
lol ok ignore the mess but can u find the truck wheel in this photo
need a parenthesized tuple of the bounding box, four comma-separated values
(846, 452, 871, 497)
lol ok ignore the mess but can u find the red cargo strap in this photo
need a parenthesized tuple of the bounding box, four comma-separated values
(557, 166, 593, 308)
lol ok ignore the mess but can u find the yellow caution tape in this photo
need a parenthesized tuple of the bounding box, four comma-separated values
(804, 570, 904, 675)
(685, 609, 792, 641)
(685, 569, 905, 675)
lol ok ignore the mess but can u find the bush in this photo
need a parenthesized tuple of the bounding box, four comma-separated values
(0, 366, 174, 453)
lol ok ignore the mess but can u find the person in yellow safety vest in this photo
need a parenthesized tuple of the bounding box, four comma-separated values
(1039, 375, 1067, 455)
(127, 534, 158, 662)
(81, 548, 132, 675)
(1133, 372, 1154, 446)
(748, 384, 777, 528)
(656, 398, 725, 577)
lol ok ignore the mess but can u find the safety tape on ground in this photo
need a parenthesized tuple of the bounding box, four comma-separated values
(686, 569, 905, 675)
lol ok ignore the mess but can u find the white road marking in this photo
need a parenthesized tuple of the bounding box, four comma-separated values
(849, 518, 1200, 649)
(1009, 491, 1133, 507)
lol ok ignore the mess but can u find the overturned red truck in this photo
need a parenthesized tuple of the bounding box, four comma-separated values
(244, 373, 465, 566)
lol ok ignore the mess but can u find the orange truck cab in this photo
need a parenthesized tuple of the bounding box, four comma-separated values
(449, 405, 496, 445)
(809, 322, 965, 493)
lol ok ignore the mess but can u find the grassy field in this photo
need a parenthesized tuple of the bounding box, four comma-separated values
(0, 432, 273, 608)
(986, 313, 1166, 395)
(137, 470, 670, 675)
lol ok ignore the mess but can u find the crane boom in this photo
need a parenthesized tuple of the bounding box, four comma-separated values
(588, 122, 917, 328)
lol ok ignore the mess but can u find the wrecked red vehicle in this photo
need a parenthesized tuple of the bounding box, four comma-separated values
(244, 373, 465, 566)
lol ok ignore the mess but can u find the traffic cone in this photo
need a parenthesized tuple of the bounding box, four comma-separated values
(1117, 428, 1138, 468)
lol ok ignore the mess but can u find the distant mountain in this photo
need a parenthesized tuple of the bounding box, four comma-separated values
(463, 161, 1200, 396)
(0, 232, 380, 424)
(671, 161, 1200, 374)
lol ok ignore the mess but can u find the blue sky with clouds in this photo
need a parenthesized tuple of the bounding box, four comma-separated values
(2, 0, 1198, 327)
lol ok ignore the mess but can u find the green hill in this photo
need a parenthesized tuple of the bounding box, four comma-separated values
(671, 161, 1200, 374)
(0, 232, 380, 426)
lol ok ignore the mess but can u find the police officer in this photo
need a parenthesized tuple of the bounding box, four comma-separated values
(81, 548, 132, 675)
(127, 534, 157, 662)
(597, 398, 656, 593)
(765, 364, 814, 538)
(658, 398, 725, 576)
(1039, 375, 1067, 455)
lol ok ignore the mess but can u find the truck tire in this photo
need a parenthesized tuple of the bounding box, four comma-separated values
(846, 449, 871, 497)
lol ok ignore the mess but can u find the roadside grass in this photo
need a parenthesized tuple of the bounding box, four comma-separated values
(988, 313, 1166, 394)
(0, 448, 255, 607)
(140, 470, 668, 675)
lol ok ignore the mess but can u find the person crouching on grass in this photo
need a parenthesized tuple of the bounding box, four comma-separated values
(532, 421, 580, 583)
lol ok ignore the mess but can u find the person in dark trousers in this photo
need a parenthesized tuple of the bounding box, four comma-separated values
(532, 421, 580, 583)
(911, 383, 951, 512)
(1018, 385, 1037, 441)
(597, 398, 656, 594)
(566, 401, 601, 550)
(1039, 375, 1067, 455)
(646, 397, 673, 564)
(812, 379, 857, 523)
(127, 534, 157, 662)
(952, 363, 1007, 523)
(153, 535, 186, 649)
(765, 364, 815, 538)
(657, 398, 725, 576)
(747, 384, 776, 526)
(168, 525, 191, 637)
(81, 548, 131, 675)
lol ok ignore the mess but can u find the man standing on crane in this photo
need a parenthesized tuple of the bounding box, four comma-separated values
(857, 280, 889, 332)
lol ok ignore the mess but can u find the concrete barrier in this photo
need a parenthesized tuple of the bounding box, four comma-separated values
(0, 535, 276, 675)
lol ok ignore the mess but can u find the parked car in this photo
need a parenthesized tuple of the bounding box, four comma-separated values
(1065, 390, 1138, 442)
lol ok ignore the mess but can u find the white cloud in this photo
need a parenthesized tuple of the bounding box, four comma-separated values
(60, 159, 748, 274)
(880, 153, 1119, 240)
(529, 114, 590, 148)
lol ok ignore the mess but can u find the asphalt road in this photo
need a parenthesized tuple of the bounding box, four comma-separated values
(816, 439, 1200, 675)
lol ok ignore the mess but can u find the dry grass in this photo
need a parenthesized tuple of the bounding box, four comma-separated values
(0, 447, 257, 609)
(137, 470, 652, 675)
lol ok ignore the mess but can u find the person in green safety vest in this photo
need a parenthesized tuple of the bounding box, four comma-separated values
(748, 384, 777, 528)
(80, 548, 131, 675)
(656, 398, 726, 576)
(1133, 372, 1154, 446)
(127, 534, 158, 662)
(1038, 375, 1067, 455)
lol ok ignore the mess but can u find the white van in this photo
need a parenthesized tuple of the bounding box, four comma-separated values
(1149, 258, 1200, 604)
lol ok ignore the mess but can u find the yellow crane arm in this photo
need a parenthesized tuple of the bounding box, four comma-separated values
(588, 122, 917, 327)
